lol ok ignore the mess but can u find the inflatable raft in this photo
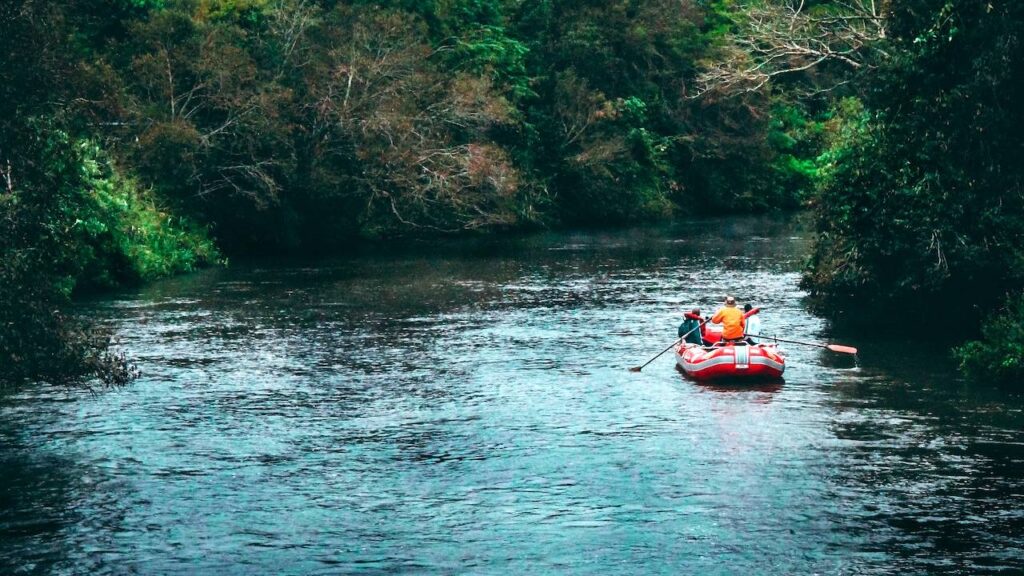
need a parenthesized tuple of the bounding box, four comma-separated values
(676, 342, 785, 381)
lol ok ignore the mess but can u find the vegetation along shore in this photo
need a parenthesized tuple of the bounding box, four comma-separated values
(1, 0, 1021, 387)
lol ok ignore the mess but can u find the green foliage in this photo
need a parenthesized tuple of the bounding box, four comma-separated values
(0, 109, 218, 386)
(4, 126, 218, 293)
(514, 0, 745, 221)
(8, 0, 1024, 390)
(125, 0, 166, 8)
(446, 0, 503, 28)
(955, 293, 1024, 386)
(4, 0, 825, 249)
(9, 0, 814, 244)
(559, 124, 673, 224)
(73, 139, 220, 288)
(804, 1, 1024, 316)
(767, 103, 826, 185)
(449, 25, 533, 100)
(196, 0, 271, 21)
(1, 121, 147, 386)
(672, 94, 820, 213)
(732, 101, 829, 210)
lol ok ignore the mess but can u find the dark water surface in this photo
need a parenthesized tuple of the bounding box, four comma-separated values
(4, 216, 1024, 575)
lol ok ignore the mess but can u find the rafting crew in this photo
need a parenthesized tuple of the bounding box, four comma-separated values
(634, 296, 854, 374)
(680, 296, 763, 347)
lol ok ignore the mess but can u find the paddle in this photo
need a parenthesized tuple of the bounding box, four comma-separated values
(628, 319, 707, 373)
(755, 334, 858, 355)
(629, 306, 760, 373)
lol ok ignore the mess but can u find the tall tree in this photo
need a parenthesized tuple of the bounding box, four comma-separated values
(804, 0, 1024, 315)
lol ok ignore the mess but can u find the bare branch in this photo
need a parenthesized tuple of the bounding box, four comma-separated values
(695, 0, 890, 98)
(1, 158, 13, 194)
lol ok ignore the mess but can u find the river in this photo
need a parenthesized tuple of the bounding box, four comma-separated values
(3, 215, 1024, 575)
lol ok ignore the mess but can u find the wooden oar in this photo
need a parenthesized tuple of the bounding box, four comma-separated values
(629, 306, 760, 373)
(629, 318, 709, 373)
(756, 334, 858, 354)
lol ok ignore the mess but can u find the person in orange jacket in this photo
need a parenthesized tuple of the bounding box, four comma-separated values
(711, 295, 745, 343)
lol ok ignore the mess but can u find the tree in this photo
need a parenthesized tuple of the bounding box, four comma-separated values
(804, 0, 1024, 321)
(125, 5, 293, 248)
(307, 6, 532, 234)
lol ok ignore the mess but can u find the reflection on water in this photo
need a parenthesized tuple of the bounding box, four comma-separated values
(690, 377, 786, 396)
(2, 216, 1024, 575)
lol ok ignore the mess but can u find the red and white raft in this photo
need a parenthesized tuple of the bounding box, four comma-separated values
(676, 342, 786, 381)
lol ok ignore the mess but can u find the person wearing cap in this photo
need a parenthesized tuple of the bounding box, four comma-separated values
(678, 308, 706, 345)
(711, 296, 745, 343)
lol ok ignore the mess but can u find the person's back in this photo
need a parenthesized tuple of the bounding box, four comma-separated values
(744, 303, 762, 343)
(712, 296, 745, 341)
(678, 309, 705, 345)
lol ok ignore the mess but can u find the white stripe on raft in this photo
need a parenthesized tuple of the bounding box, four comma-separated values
(735, 345, 749, 368)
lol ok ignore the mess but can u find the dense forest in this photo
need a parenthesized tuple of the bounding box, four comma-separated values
(1, 0, 1021, 386)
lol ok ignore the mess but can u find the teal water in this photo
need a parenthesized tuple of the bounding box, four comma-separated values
(3, 216, 1024, 574)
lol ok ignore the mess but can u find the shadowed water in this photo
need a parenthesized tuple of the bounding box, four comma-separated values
(3, 216, 1024, 575)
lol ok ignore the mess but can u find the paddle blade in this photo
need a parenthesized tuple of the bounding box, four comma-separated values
(628, 366, 643, 372)
(826, 344, 858, 354)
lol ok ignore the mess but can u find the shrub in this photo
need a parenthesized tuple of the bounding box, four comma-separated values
(1, 120, 215, 387)
(74, 139, 220, 289)
(955, 294, 1024, 386)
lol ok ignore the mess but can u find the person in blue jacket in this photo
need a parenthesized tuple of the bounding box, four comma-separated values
(678, 308, 706, 345)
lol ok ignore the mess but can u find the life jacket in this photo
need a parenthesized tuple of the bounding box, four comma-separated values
(684, 312, 705, 337)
